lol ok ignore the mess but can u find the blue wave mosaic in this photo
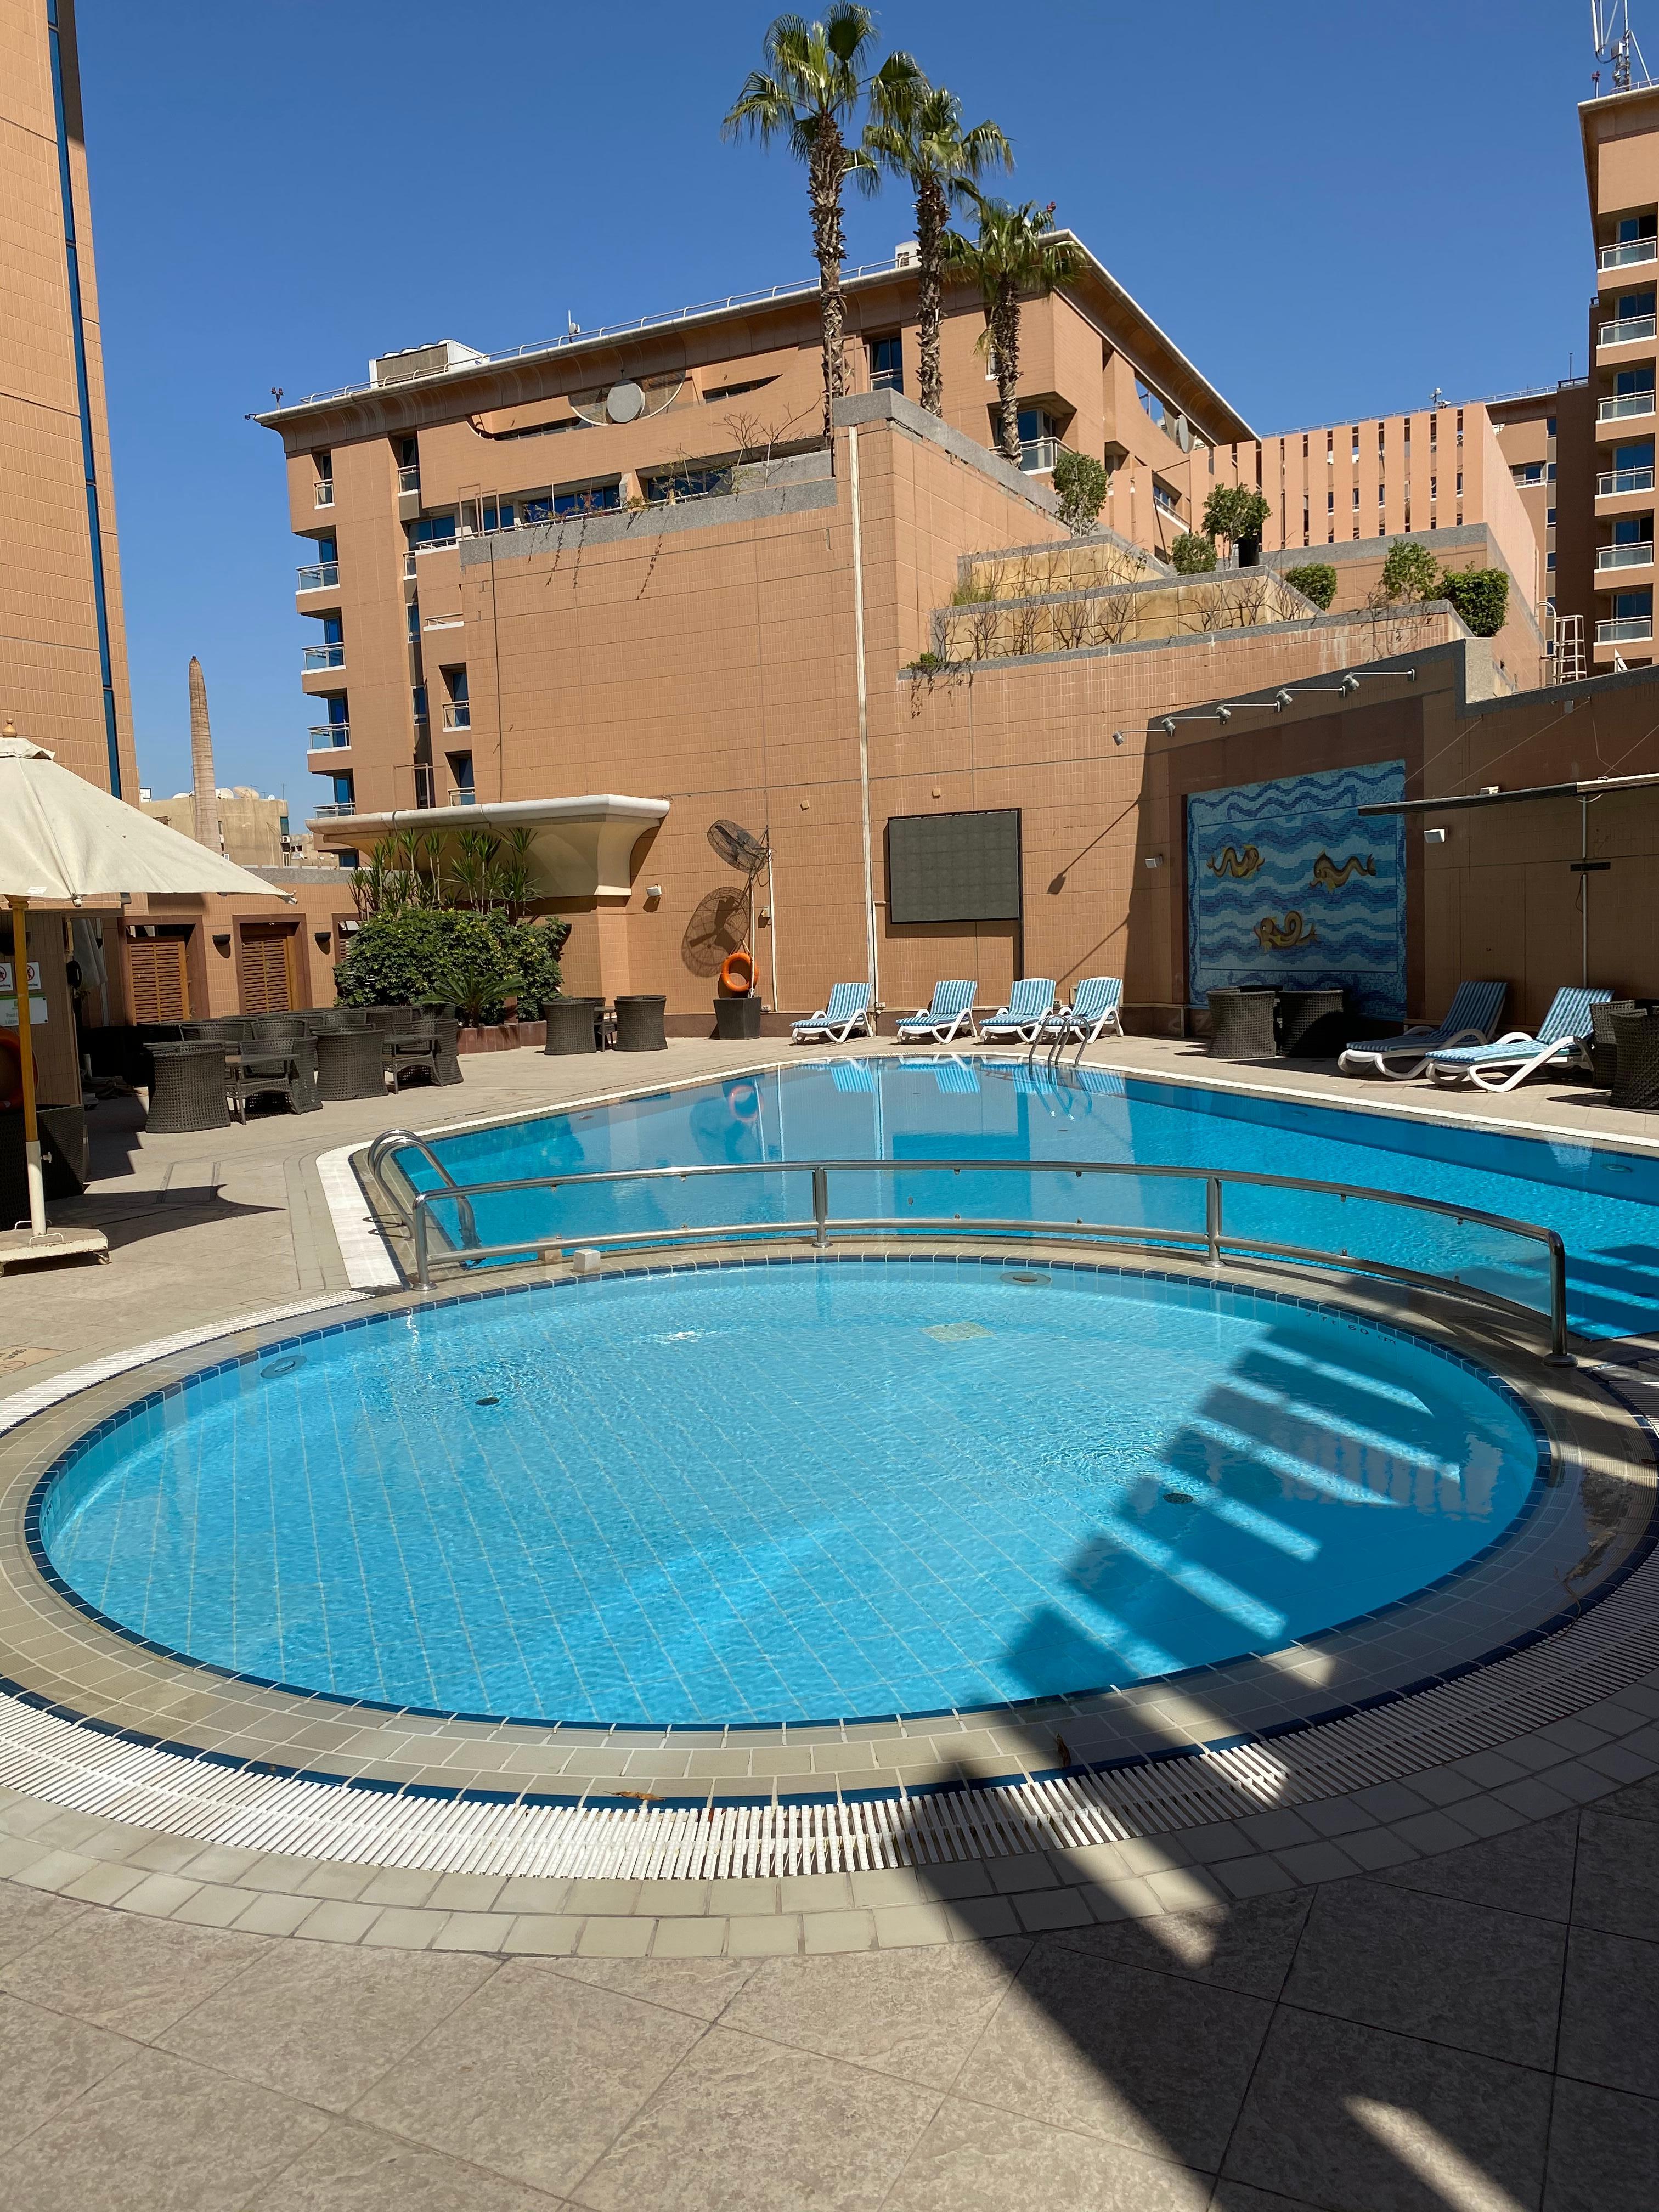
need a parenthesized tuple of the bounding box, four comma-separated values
(1187, 759, 1407, 1015)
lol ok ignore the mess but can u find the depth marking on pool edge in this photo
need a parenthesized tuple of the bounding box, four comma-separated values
(0, 1305, 1654, 1882)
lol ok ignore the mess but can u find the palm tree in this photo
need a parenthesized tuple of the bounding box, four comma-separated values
(724, 8, 904, 443)
(864, 77, 1010, 418)
(945, 199, 1080, 465)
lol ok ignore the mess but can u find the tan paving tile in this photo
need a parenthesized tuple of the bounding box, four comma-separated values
(0, 1904, 261, 2038)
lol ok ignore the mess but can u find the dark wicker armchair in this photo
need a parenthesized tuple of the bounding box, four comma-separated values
(316, 1027, 388, 1101)
(146, 1041, 230, 1132)
(1611, 1011, 1659, 1111)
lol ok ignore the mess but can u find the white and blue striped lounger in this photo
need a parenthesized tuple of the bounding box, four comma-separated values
(1036, 977, 1125, 1051)
(1338, 980, 1508, 1081)
(792, 983, 872, 1043)
(895, 980, 978, 1045)
(979, 978, 1057, 1043)
(1424, 987, 1611, 1093)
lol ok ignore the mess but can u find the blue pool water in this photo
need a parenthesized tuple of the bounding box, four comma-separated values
(405, 1059, 1659, 1339)
(41, 1262, 1539, 1726)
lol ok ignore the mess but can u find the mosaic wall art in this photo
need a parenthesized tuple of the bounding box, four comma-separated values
(1186, 760, 1407, 1015)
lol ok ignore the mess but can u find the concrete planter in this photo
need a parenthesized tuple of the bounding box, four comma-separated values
(456, 1023, 521, 1055)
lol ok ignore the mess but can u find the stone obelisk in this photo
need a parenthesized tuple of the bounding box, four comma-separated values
(188, 655, 223, 854)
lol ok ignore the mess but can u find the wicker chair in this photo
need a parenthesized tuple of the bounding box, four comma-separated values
(1276, 987, 1348, 1059)
(388, 1012, 441, 1087)
(252, 1012, 307, 1042)
(316, 1027, 388, 1101)
(303, 1007, 357, 1034)
(1611, 1011, 1659, 1111)
(182, 1017, 254, 1045)
(432, 1016, 464, 1085)
(1590, 1000, 1640, 1091)
(146, 1041, 230, 1132)
(364, 1005, 416, 1032)
(229, 1036, 319, 1120)
(1206, 988, 1278, 1059)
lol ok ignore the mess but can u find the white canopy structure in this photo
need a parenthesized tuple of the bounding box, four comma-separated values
(0, 727, 294, 1269)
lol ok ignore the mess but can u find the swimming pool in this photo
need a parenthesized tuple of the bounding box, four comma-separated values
(397, 1059, 1659, 1340)
(37, 1260, 1541, 1728)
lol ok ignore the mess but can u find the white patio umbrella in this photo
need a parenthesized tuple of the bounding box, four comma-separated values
(0, 726, 295, 1267)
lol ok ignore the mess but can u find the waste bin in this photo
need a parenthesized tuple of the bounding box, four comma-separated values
(614, 994, 668, 1051)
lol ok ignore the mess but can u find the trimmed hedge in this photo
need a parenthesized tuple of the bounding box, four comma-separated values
(1282, 561, 1338, 610)
(334, 909, 571, 1025)
(1170, 531, 1217, 574)
(1439, 565, 1510, 637)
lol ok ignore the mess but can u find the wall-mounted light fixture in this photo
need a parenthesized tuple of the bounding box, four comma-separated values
(1144, 854, 1164, 870)
(313, 929, 332, 950)
(1424, 828, 1448, 845)
(1273, 690, 1294, 712)
(211, 932, 232, 953)
(1111, 731, 1125, 746)
(645, 884, 662, 900)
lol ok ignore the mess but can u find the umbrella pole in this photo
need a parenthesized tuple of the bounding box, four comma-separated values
(9, 898, 46, 1240)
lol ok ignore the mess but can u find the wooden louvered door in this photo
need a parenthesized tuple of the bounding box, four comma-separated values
(238, 925, 295, 1014)
(126, 934, 190, 1023)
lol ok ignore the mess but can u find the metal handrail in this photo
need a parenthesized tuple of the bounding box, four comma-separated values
(1598, 466, 1655, 496)
(1600, 238, 1659, 269)
(1600, 314, 1658, 346)
(1598, 392, 1657, 421)
(365, 1150, 1572, 1361)
(1597, 541, 1655, 568)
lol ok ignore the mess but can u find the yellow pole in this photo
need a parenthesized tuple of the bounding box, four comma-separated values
(9, 896, 45, 1239)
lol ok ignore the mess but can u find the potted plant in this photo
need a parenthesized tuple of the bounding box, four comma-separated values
(1203, 485, 1272, 569)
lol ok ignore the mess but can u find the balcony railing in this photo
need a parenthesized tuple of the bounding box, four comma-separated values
(1597, 541, 1656, 569)
(1596, 614, 1654, 642)
(1601, 237, 1659, 269)
(441, 702, 471, 731)
(398, 464, 421, 493)
(1600, 314, 1658, 347)
(296, 561, 338, 592)
(448, 790, 477, 806)
(312, 801, 356, 819)
(1598, 466, 1655, 496)
(1018, 436, 1060, 473)
(1598, 391, 1657, 421)
(868, 367, 902, 393)
(303, 642, 346, 671)
(404, 551, 418, 580)
(314, 479, 334, 506)
(308, 723, 349, 748)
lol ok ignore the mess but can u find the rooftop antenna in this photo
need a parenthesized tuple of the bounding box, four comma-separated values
(1593, 1, 1651, 90)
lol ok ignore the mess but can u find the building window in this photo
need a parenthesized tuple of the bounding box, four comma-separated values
(482, 500, 517, 532)
(330, 770, 354, 806)
(868, 334, 903, 393)
(447, 751, 475, 802)
(1352, 486, 1360, 508)
(1547, 552, 1558, 570)
(644, 467, 733, 503)
(1152, 481, 1180, 514)
(1328, 489, 1335, 513)
(407, 599, 419, 640)
(1547, 415, 1557, 436)
(413, 765, 434, 809)
(1513, 462, 1547, 486)
(408, 514, 457, 548)
(551, 482, 622, 516)
(412, 684, 428, 727)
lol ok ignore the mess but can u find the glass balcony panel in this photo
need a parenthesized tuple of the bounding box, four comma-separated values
(398, 464, 421, 493)
(314, 480, 334, 506)
(296, 561, 339, 592)
(1600, 313, 1658, 346)
(1018, 436, 1059, 473)
(303, 643, 346, 671)
(1598, 466, 1656, 496)
(1596, 614, 1655, 641)
(441, 702, 472, 730)
(1598, 391, 1658, 421)
(307, 723, 350, 748)
(1600, 238, 1659, 269)
(1596, 541, 1656, 568)
(312, 801, 357, 818)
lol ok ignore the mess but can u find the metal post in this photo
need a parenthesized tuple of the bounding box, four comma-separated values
(8, 899, 46, 1239)
(1205, 1174, 1223, 1268)
(812, 1164, 830, 1248)
(1544, 1232, 1575, 1365)
(414, 1198, 431, 1289)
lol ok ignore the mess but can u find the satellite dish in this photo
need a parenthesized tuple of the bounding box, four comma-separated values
(606, 381, 646, 423)
(1172, 414, 1193, 453)
(707, 818, 770, 880)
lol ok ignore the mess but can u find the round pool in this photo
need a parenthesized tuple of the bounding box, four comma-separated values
(35, 1261, 1543, 1727)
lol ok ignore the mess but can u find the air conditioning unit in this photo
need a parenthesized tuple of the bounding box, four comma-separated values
(370, 340, 487, 388)
(894, 240, 919, 269)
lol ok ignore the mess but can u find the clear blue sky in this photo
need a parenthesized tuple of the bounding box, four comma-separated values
(79, 0, 1601, 800)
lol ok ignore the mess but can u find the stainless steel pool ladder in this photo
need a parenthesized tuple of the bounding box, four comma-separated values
(371, 1149, 1575, 1364)
(364, 1128, 480, 1248)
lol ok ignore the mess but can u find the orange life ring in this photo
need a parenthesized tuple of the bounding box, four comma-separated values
(719, 949, 754, 997)
(0, 1030, 37, 1112)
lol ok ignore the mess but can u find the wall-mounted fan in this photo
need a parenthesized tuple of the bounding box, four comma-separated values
(706, 818, 771, 996)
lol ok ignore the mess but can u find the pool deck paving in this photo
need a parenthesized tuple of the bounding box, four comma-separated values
(0, 1034, 1656, 2205)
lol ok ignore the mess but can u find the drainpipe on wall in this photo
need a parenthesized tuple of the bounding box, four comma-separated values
(845, 425, 880, 1006)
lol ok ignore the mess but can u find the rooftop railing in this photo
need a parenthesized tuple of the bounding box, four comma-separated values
(1596, 614, 1654, 642)
(1598, 465, 1655, 496)
(362, 1145, 1573, 1361)
(1596, 541, 1655, 569)
(302, 642, 345, 671)
(1600, 313, 1658, 347)
(1600, 238, 1659, 269)
(1598, 391, 1657, 421)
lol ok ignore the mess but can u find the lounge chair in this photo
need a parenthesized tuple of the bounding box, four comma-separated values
(1036, 976, 1125, 1051)
(1424, 986, 1611, 1092)
(792, 982, 872, 1043)
(895, 979, 978, 1045)
(979, 978, 1057, 1043)
(1338, 979, 1508, 1081)
(829, 1059, 877, 1093)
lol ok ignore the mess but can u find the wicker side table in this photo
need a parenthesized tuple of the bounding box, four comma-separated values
(316, 1028, 388, 1102)
(1276, 987, 1347, 1058)
(146, 1042, 230, 1132)
(1591, 1000, 1639, 1091)
(1207, 988, 1278, 1058)
(1611, 1011, 1659, 1111)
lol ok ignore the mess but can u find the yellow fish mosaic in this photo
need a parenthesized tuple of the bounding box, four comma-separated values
(1311, 851, 1375, 891)
(1255, 911, 1318, 950)
(1208, 845, 1263, 879)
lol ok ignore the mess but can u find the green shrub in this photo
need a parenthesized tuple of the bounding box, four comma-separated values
(1170, 531, 1217, 574)
(1438, 565, 1510, 637)
(1052, 448, 1108, 535)
(1202, 484, 1271, 549)
(1378, 538, 1441, 602)
(334, 909, 570, 1025)
(1283, 562, 1338, 610)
